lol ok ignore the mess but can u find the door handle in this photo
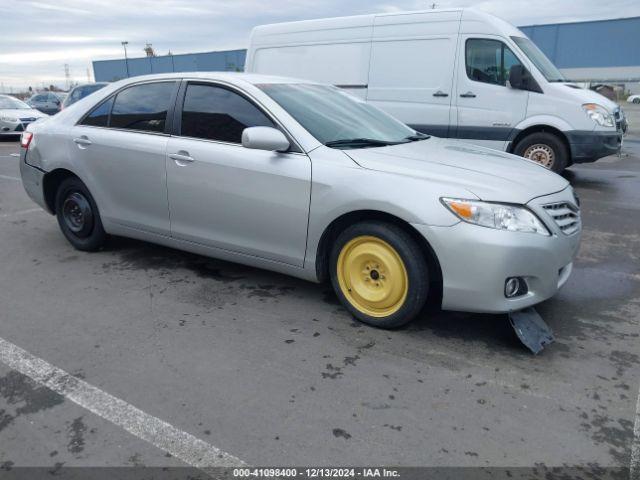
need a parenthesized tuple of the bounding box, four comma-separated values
(433, 90, 449, 97)
(460, 91, 476, 98)
(73, 136, 92, 147)
(169, 151, 195, 166)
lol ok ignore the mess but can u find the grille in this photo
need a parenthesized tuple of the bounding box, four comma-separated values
(543, 202, 580, 235)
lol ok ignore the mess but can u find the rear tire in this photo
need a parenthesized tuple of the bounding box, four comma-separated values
(513, 132, 569, 173)
(329, 222, 429, 329)
(55, 177, 106, 251)
(633, 98, 640, 104)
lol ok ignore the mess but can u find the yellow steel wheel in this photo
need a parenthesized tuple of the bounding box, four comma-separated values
(336, 235, 409, 318)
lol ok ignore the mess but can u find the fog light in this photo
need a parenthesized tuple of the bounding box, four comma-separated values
(505, 277, 527, 298)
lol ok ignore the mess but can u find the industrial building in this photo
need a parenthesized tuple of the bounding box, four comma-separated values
(92, 15, 640, 93)
(92, 49, 246, 82)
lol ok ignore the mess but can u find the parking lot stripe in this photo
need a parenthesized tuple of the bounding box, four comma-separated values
(631, 383, 640, 480)
(0, 336, 246, 469)
(0, 174, 20, 181)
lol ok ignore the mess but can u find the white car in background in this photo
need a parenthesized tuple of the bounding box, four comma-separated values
(0, 95, 48, 137)
(628, 94, 640, 104)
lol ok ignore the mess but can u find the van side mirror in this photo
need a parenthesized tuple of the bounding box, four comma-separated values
(508, 65, 543, 93)
(242, 127, 290, 152)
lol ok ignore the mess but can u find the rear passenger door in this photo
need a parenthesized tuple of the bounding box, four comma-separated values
(165, 81, 311, 267)
(367, 11, 461, 137)
(70, 81, 178, 235)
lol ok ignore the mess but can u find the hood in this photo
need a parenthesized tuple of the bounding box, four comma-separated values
(344, 137, 569, 204)
(0, 108, 48, 119)
(550, 82, 619, 112)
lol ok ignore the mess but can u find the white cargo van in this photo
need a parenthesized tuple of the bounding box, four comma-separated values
(246, 8, 626, 172)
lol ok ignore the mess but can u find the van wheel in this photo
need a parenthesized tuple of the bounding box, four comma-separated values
(55, 177, 106, 251)
(329, 222, 429, 329)
(513, 132, 568, 173)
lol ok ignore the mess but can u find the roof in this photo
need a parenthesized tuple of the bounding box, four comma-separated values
(108, 71, 319, 87)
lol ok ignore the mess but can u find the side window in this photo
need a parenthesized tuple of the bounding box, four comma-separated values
(466, 39, 522, 86)
(80, 97, 114, 128)
(70, 88, 82, 102)
(181, 83, 275, 143)
(110, 82, 175, 133)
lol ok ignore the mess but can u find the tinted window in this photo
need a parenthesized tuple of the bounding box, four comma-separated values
(111, 82, 175, 133)
(181, 84, 274, 143)
(81, 97, 114, 127)
(466, 39, 522, 86)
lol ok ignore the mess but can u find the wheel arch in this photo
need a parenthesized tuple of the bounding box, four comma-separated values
(508, 124, 571, 161)
(314, 209, 443, 305)
(42, 168, 81, 214)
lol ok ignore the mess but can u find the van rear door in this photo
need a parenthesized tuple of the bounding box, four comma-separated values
(367, 10, 461, 138)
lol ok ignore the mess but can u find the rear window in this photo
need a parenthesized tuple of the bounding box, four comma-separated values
(110, 82, 175, 133)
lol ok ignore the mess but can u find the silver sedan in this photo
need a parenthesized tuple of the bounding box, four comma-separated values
(0, 95, 47, 137)
(19, 73, 581, 328)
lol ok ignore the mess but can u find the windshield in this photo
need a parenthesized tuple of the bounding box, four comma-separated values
(0, 96, 31, 110)
(511, 36, 565, 82)
(257, 83, 418, 148)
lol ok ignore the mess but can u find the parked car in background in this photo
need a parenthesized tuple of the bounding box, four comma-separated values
(0, 94, 47, 137)
(27, 92, 65, 115)
(246, 8, 625, 172)
(19, 73, 580, 328)
(62, 83, 108, 109)
(628, 94, 640, 104)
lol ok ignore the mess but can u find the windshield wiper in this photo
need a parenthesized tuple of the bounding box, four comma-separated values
(325, 138, 404, 149)
(405, 132, 431, 141)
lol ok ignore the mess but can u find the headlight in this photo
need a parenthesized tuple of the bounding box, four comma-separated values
(582, 103, 614, 127)
(441, 198, 550, 235)
(0, 117, 19, 123)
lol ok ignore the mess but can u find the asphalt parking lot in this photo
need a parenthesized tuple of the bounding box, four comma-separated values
(0, 122, 639, 474)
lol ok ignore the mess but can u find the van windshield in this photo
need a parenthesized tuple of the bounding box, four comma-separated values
(256, 83, 422, 149)
(511, 36, 565, 82)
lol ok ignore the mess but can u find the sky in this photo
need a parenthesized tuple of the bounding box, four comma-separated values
(1, 0, 639, 92)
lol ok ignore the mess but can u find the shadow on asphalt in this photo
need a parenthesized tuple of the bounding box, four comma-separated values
(104, 235, 527, 354)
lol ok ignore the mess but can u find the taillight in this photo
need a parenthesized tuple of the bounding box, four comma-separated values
(20, 132, 33, 149)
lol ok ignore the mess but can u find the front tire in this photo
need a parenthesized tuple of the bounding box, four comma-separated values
(633, 98, 640, 104)
(513, 132, 569, 173)
(329, 222, 429, 329)
(55, 177, 106, 251)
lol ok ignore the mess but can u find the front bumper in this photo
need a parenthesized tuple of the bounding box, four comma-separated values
(567, 130, 622, 163)
(19, 152, 50, 213)
(414, 187, 581, 314)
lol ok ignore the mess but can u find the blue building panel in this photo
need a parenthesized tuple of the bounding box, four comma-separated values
(520, 16, 640, 69)
(93, 49, 248, 82)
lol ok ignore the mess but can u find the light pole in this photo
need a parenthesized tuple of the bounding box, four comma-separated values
(121, 41, 130, 78)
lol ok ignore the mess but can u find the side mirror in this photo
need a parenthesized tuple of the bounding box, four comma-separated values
(508, 65, 525, 89)
(242, 127, 290, 152)
(508, 65, 543, 93)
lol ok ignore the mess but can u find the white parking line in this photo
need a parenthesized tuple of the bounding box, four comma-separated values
(631, 383, 640, 480)
(0, 208, 42, 218)
(0, 336, 245, 469)
(0, 174, 20, 181)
